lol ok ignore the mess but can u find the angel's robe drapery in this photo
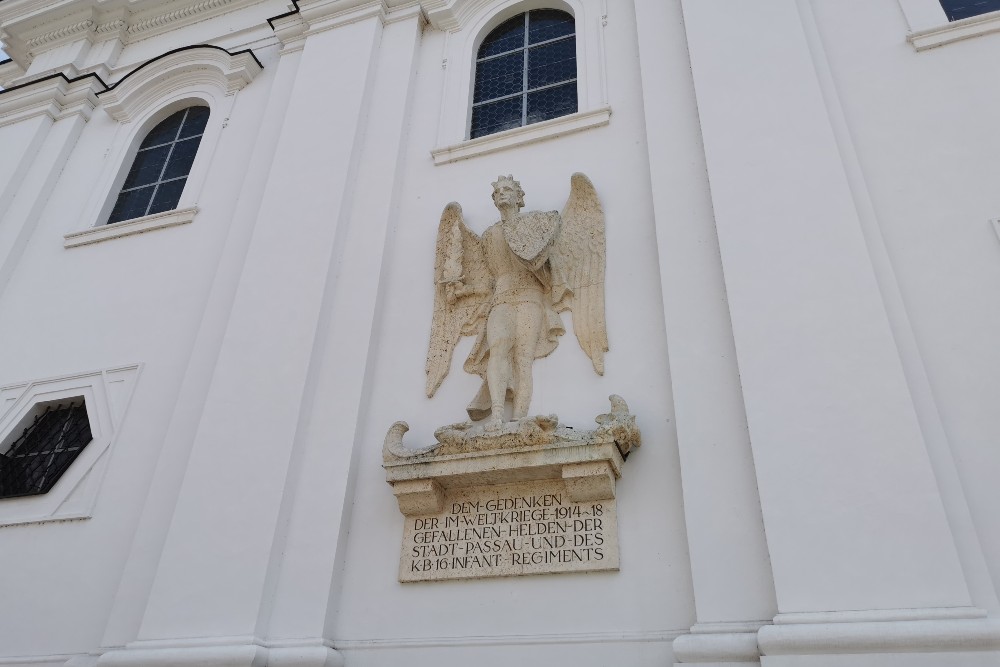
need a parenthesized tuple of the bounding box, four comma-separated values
(463, 222, 565, 421)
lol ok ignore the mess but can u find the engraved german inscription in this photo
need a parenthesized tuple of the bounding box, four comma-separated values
(399, 480, 619, 582)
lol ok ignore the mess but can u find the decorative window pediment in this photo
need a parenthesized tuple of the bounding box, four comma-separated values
(98, 46, 261, 123)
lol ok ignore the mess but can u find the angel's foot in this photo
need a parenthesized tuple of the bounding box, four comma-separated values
(485, 415, 504, 432)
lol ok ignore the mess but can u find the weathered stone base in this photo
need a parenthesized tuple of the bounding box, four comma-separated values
(383, 395, 640, 581)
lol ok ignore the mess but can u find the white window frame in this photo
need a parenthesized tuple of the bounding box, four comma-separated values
(65, 47, 260, 246)
(431, 0, 611, 165)
(0, 365, 141, 527)
(899, 0, 1000, 50)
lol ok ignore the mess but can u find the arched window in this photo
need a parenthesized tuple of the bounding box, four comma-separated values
(471, 9, 577, 139)
(107, 106, 210, 224)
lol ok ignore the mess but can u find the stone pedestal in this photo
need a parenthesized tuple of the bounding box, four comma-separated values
(383, 396, 639, 582)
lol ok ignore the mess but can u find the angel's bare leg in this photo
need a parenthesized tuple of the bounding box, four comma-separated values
(485, 304, 516, 430)
(512, 302, 543, 420)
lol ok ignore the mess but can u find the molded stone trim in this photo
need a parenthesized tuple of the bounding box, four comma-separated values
(672, 621, 767, 664)
(0, 0, 264, 68)
(0, 73, 105, 127)
(64, 207, 198, 248)
(97, 637, 343, 667)
(896, 0, 950, 32)
(266, 0, 423, 52)
(430, 105, 611, 164)
(419, 0, 509, 31)
(333, 629, 682, 650)
(908, 9, 1000, 50)
(0, 364, 141, 528)
(98, 46, 262, 122)
(757, 616, 1000, 655)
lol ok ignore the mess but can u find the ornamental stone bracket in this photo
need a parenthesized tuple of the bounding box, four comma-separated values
(383, 395, 640, 582)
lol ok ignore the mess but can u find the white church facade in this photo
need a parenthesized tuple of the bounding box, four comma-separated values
(2, 0, 1000, 665)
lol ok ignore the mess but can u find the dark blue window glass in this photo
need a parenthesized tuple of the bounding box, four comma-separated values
(471, 10, 577, 139)
(107, 106, 209, 224)
(0, 401, 92, 499)
(940, 0, 1000, 20)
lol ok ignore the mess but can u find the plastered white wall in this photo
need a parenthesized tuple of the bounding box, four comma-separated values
(3, 0, 999, 664)
(807, 0, 1000, 610)
(332, 0, 694, 647)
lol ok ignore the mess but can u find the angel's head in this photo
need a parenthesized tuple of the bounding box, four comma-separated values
(491, 175, 525, 211)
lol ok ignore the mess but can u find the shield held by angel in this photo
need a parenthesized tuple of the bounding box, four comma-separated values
(425, 172, 608, 430)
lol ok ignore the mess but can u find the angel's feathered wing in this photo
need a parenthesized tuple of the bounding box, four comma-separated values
(425, 203, 492, 397)
(550, 173, 609, 375)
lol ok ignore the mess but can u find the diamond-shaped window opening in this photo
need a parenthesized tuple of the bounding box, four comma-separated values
(0, 399, 94, 500)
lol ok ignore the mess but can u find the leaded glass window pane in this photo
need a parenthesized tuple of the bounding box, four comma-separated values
(108, 186, 156, 224)
(148, 178, 187, 215)
(527, 82, 577, 125)
(940, 0, 1000, 20)
(528, 9, 574, 44)
(478, 15, 525, 58)
(471, 96, 524, 138)
(471, 10, 577, 139)
(107, 106, 209, 225)
(527, 37, 576, 89)
(474, 52, 524, 103)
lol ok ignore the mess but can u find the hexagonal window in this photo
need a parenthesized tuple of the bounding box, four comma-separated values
(0, 399, 93, 499)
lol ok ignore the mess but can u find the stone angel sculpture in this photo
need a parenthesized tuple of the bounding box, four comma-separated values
(425, 173, 608, 430)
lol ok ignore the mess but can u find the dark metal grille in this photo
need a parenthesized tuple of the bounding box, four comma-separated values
(107, 106, 210, 225)
(471, 10, 577, 139)
(0, 401, 93, 499)
(940, 0, 1000, 20)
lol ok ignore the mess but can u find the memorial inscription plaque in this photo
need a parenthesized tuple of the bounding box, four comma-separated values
(400, 480, 619, 582)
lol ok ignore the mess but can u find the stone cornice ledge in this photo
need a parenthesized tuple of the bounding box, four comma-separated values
(672, 621, 768, 663)
(908, 10, 1000, 50)
(97, 637, 342, 667)
(431, 106, 611, 165)
(64, 207, 198, 248)
(99, 47, 262, 122)
(758, 616, 1000, 656)
(0, 74, 104, 127)
(418, 0, 486, 31)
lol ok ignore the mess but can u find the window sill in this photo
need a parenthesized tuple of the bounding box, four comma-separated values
(908, 10, 1000, 50)
(64, 206, 197, 248)
(431, 106, 612, 166)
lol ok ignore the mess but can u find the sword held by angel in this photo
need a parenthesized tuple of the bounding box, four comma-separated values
(425, 173, 608, 431)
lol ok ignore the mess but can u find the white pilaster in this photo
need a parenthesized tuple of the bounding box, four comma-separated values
(97, 8, 388, 666)
(0, 75, 101, 300)
(262, 8, 424, 644)
(634, 1, 776, 664)
(0, 116, 51, 226)
(97, 46, 303, 651)
(681, 0, 995, 662)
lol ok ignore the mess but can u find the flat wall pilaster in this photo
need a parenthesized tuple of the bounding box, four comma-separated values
(262, 10, 424, 645)
(634, 1, 776, 664)
(681, 0, 997, 662)
(98, 12, 388, 667)
(98, 46, 302, 650)
(0, 111, 90, 300)
(0, 117, 51, 226)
